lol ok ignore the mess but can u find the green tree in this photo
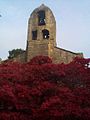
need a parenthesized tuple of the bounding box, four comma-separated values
(8, 49, 25, 59)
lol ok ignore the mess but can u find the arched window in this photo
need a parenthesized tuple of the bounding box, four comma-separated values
(38, 11, 46, 25)
(42, 29, 49, 39)
(32, 30, 37, 40)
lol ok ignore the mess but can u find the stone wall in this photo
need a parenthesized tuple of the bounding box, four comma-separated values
(53, 47, 83, 64)
(26, 4, 56, 62)
(9, 46, 83, 64)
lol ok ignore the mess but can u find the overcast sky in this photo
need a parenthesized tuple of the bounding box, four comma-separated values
(0, 0, 90, 60)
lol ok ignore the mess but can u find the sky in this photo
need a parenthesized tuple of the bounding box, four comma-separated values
(0, 0, 90, 60)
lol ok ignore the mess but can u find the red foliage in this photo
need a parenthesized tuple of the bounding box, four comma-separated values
(0, 56, 90, 120)
(29, 55, 52, 65)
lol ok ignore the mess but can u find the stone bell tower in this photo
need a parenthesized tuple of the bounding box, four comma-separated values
(10, 4, 83, 63)
(26, 4, 56, 62)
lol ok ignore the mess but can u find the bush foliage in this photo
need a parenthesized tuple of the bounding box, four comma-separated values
(0, 56, 90, 120)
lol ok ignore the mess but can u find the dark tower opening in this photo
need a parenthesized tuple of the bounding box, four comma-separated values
(42, 29, 49, 39)
(38, 10, 46, 25)
(32, 30, 37, 40)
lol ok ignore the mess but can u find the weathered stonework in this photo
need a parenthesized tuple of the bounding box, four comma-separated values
(26, 4, 56, 62)
(10, 4, 83, 63)
(54, 47, 83, 64)
(26, 4, 83, 63)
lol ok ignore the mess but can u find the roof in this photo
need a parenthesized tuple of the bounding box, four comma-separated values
(55, 46, 83, 55)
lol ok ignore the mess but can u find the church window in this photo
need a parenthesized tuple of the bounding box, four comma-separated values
(38, 11, 46, 25)
(42, 29, 49, 39)
(32, 30, 37, 40)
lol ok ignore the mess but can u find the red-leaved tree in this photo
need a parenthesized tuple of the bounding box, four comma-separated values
(0, 56, 90, 120)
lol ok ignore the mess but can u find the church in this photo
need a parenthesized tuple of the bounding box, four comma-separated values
(12, 4, 83, 63)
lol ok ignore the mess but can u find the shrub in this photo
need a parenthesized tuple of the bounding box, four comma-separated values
(0, 56, 90, 120)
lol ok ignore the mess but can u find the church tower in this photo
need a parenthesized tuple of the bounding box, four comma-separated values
(26, 4, 56, 62)
(9, 4, 83, 63)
